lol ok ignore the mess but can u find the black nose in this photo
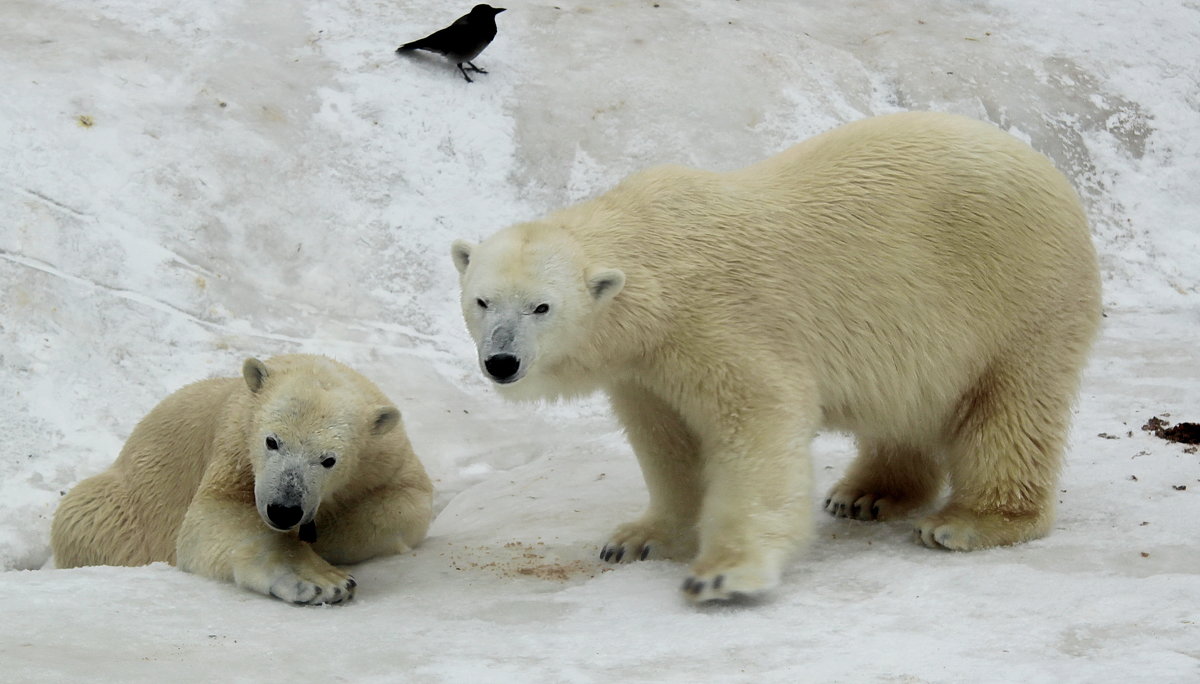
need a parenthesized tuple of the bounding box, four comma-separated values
(266, 503, 303, 530)
(484, 354, 520, 382)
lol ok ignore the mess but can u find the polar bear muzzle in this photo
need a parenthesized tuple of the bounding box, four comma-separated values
(265, 501, 303, 530)
(255, 458, 322, 532)
(484, 353, 521, 383)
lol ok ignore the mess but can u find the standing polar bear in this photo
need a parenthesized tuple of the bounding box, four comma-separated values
(452, 112, 1102, 602)
(52, 354, 433, 604)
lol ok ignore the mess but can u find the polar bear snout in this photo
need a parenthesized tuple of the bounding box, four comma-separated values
(265, 503, 304, 530)
(484, 353, 522, 383)
(258, 486, 315, 532)
(254, 463, 321, 532)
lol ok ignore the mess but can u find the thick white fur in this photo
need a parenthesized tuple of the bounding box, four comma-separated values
(51, 354, 433, 604)
(453, 112, 1102, 602)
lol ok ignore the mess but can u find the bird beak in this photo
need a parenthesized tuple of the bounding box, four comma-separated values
(496, 7, 506, 12)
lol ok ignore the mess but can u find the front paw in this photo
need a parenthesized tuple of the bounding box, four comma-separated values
(680, 550, 784, 603)
(234, 546, 358, 605)
(267, 566, 357, 605)
(600, 518, 695, 564)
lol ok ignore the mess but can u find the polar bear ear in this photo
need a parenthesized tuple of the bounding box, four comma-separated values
(587, 267, 625, 303)
(451, 240, 475, 275)
(370, 406, 401, 436)
(243, 358, 270, 393)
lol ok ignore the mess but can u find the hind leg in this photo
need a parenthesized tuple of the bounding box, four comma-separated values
(825, 440, 943, 521)
(51, 470, 154, 568)
(916, 361, 1077, 550)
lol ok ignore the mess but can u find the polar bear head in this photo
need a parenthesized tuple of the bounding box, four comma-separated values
(242, 357, 400, 533)
(451, 223, 625, 399)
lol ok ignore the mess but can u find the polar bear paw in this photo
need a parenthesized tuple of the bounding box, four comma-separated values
(824, 487, 915, 521)
(680, 557, 781, 603)
(600, 518, 695, 563)
(267, 568, 357, 605)
(914, 505, 1049, 551)
(235, 554, 358, 605)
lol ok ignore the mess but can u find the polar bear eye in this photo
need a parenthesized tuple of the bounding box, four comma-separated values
(321, 456, 337, 469)
(265, 436, 279, 451)
(476, 298, 488, 309)
(533, 303, 550, 315)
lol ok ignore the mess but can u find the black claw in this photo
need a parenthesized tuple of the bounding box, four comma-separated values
(599, 546, 608, 560)
(639, 546, 650, 561)
(713, 575, 724, 591)
(871, 504, 881, 519)
(347, 577, 357, 589)
(824, 498, 832, 509)
(614, 548, 625, 563)
(681, 577, 694, 592)
(602, 548, 614, 562)
(851, 504, 861, 518)
(689, 580, 703, 596)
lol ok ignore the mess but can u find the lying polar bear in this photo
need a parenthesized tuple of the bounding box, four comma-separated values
(52, 354, 433, 604)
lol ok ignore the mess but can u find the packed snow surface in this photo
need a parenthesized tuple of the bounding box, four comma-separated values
(1, 0, 1197, 681)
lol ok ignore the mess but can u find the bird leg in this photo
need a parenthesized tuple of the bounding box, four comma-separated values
(465, 61, 489, 74)
(456, 63, 474, 83)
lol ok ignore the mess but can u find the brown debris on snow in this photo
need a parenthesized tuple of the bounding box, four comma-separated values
(1141, 416, 1200, 444)
(445, 540, 610, 582)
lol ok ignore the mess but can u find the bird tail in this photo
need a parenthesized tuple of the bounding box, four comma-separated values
(396, 39, 424, 53)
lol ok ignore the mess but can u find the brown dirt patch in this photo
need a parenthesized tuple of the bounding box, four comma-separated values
(443, 540, 611, 582)
(1142, 416, 1200, 444)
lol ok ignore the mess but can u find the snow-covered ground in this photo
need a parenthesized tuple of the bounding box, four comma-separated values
(2, 0, 1198, 681)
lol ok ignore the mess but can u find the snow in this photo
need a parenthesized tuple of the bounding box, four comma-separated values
(1, 0, 1198, 680)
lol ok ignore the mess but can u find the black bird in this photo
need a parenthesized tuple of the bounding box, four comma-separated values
(396, 5, 506, 83)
